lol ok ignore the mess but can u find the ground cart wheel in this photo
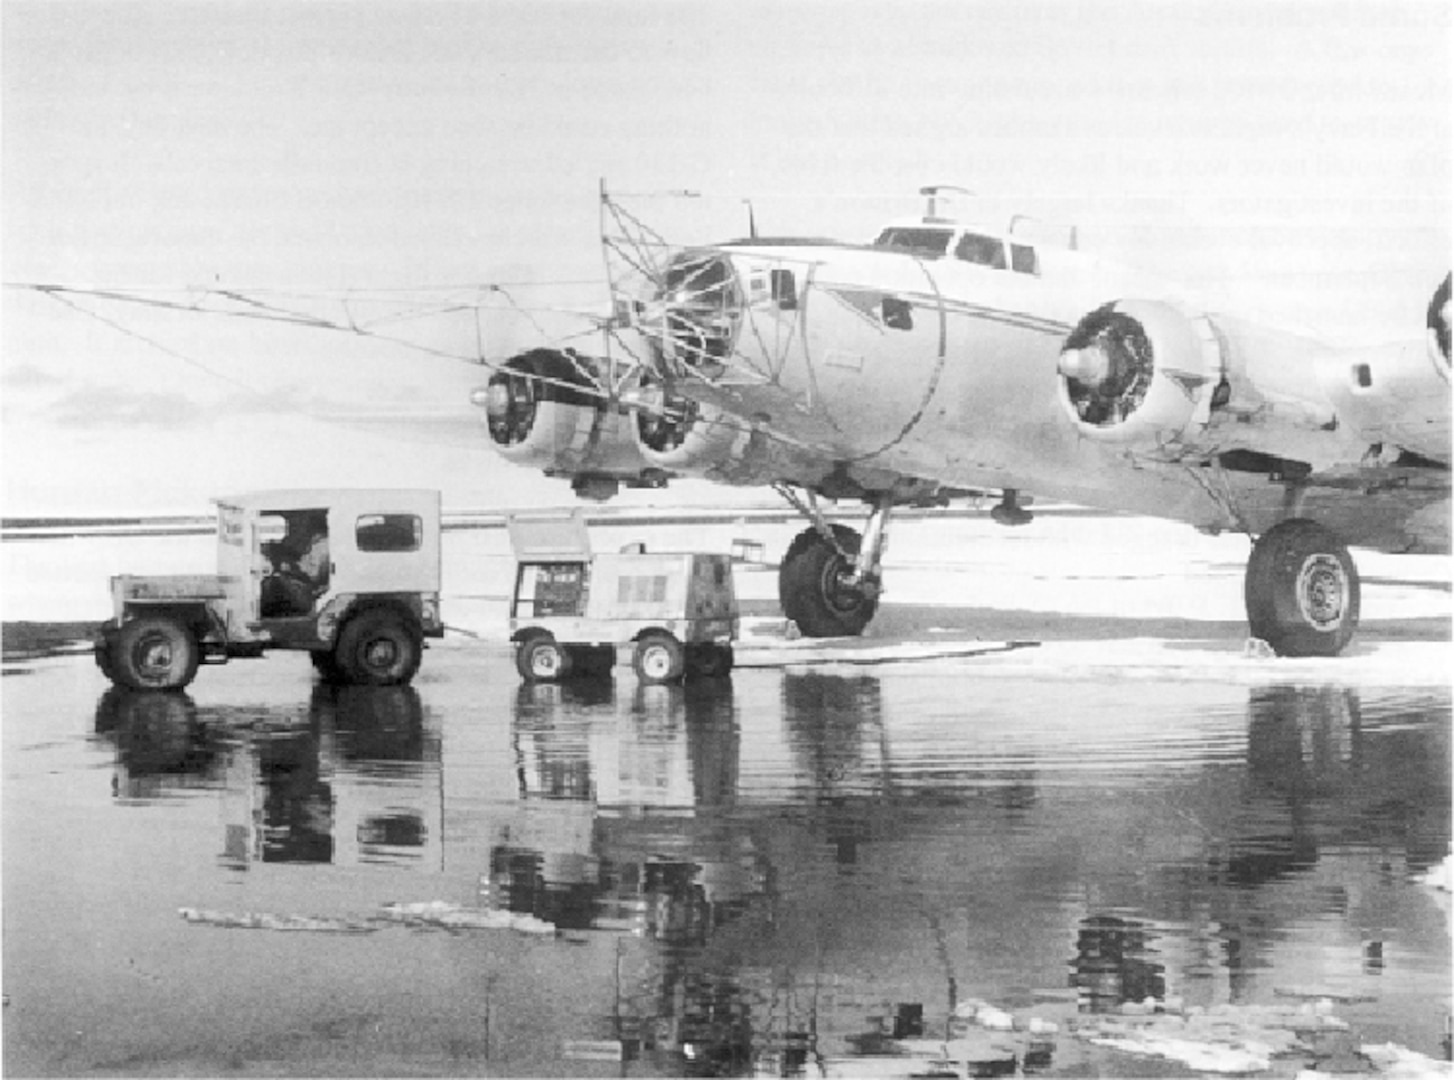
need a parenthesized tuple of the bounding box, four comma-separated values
(1244, 518, 1360, 657)
(517, 635, 569, 682)
(336, 610, 422, 686)
(686, 643, 733, 679)
(112, 615, 200, 691)
(633, 632, 685, 685)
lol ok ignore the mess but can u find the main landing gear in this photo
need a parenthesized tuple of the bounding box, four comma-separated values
(1244, 518, 1360, 657)
(775, 488, 1362, 657)
(778, 494, 892, 638)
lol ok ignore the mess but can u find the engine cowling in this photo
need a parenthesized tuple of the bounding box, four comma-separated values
(627, 374, 752, 477)
(1056, 299, 1223, 452)
(473, 349, 658, 496)
(622, 372, 844, 489)
(1428, 272, 1451, 369)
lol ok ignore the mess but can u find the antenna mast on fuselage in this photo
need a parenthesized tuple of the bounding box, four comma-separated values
(919, 184, 975, 222)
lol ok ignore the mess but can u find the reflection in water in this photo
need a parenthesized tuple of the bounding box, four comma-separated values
(1072, 915, 1166, 1012)
(86, 673, 1450, 1075)
(475, 677, 1446, 1073)
(94, 684, 440, 871)
(253, 723, 333, 864)
(94, 688, 226, 799)
(488, 679, 760, 946)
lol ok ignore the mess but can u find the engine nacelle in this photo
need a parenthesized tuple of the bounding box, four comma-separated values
(1056, 299, 1223, 453)
(623, 374, 842, 489)
(627, 375, 752, 478)
(473, 349, 658, 496)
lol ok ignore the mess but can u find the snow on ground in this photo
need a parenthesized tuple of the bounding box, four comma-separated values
(725, 631, 1454, 687)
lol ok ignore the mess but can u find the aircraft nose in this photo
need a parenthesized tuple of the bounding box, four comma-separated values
(651, 251, 743, 376)
(1059, 344, 1112, 386)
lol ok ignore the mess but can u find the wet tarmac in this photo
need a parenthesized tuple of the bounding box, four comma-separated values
(3, 643, 1450, 1077)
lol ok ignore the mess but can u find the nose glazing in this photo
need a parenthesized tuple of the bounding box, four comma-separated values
(653, 252, 743, 374)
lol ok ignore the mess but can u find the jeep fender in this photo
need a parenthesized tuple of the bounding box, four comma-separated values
(321, 595, 424, 647)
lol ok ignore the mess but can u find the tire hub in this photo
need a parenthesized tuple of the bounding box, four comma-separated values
(136, 635, 174, 674)
(531, 647, 560, 678)
(822, 559, 870, 616)
(1296, 554, 1348, 630)
(640, 646, 672, 679)
(364, 637, 400, 671)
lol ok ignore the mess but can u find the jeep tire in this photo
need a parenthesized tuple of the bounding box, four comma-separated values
(335, 610, 422, 686)
(112, 614, 200, 691)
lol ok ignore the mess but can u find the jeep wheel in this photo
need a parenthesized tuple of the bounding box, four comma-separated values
(336, 611, 422, 686)
(94, 630, 118, 681)
(310, 649, 344, 683)
(113, 615, 200, 691)
(517, 635, 568, 682)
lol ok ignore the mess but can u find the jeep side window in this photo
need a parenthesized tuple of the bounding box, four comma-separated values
(357, 514, 422, 552)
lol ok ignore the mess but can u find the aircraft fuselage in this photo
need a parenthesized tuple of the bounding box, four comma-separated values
(645, 238, 1448, 553)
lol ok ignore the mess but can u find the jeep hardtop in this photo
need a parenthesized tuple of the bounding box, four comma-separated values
(95, 488, 443, 690)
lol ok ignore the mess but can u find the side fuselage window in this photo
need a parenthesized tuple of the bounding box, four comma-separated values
(1010, 244, 1039, 275)
(873, 228, 953, 256)
(955, 233, 1007, 269)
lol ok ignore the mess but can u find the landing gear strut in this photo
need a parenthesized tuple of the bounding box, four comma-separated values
(1244, 518, 1360, 657)
(778, 494, 892, 638)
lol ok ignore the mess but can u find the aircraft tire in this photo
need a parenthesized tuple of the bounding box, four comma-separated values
(779, 524, 879, 638)
(633, 632, 685, 685)
(516, 634, 569, 682)
(336, 610, 422, 686)
(112, 615, 200, 691)
(1244, 518, 1360, 657)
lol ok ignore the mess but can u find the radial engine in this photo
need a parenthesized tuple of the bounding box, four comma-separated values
(1055, 299, 1223, 454)
(472, 348, 660, 500)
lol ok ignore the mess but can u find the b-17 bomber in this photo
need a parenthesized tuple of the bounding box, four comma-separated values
(477, 185, 1450, 657)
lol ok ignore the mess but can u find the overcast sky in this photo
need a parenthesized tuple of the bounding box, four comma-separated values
(2, 0, 1450, 517)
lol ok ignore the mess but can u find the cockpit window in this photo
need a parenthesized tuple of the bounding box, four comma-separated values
(1010, 243, 1039, 275)
(873, 227, 953, 256)
(955, 233, 1007, 269)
